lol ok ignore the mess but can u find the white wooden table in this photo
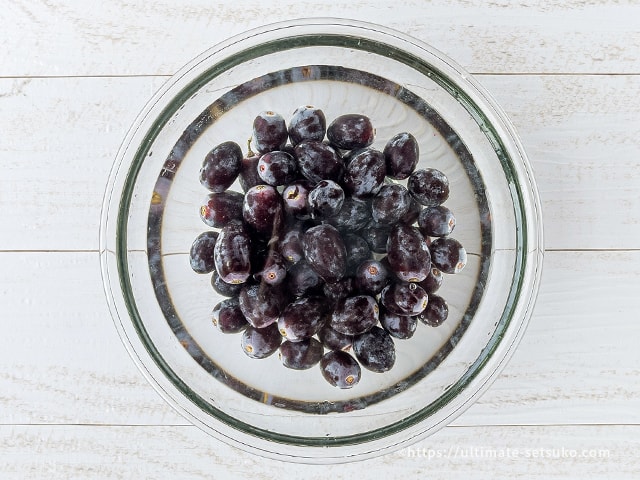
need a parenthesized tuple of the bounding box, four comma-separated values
(2, 1, 639, 478)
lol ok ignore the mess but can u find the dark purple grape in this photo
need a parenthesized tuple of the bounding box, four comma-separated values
(241, 323, 282, 359)
(383, 132, 419, 180)
(242, 185, 283, 236)
(342, 148, 386, 198)
(288, 105, 326, 145)
(277, 296, 328, 342)
(330, 295, 379, 336)
(282, 183, 310, 219)
(355, 259, 389, 296)
(308, 180, 345, 219)
(408, 168, 450, 206)
(371, 184, 412, 225)
(279, 338, 324, 370)
(418, 205, 456, 237)
(253, 111, 287, 153)
(286, 260, 323, 297)
(294, 140, 344, 184)
(211, 269, 243, 297)
(327, 114, 374, 150)
(430, 237, 467, 274)
(399, 196, 422, 226)
(326, 197, 371, 232)
(213, 222, 251, 283)
(319, 350, 361, 389)
(254, 248, 287, 285)
(199, 191, 244, 228)
(211, 297, 248, 334)
(279, 226, 305, 264)
(386, 224, 431, 282)
(353, 326, 396, 373)
(189, 231, 218, 274)
(302, 224, 347, 283)
(380, 282, 428, 316)
(418, 267, 444, 294)
(322, 276, 356, 307)
(343, 234, 372, 274)
(238, 282, 287, 328)
(361, 220, 391, 254)
(257, 150, 298, 186)
(380, 309, 418, 340)
(418, 293, 449, 327)
(239, 150, 262, 192)
(317, 324, 353, 351)
(199, 141, 243, 193)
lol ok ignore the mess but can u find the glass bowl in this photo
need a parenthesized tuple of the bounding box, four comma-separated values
(100, 18, 543, 463)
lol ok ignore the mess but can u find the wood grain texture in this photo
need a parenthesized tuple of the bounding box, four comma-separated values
(0, 74, 638, 251)
(1, 1, 639, 77)
(1, 250, 638, 427)
(0, 424, 637, 479)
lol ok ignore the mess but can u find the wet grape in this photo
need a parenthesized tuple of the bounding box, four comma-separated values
(380, 309, 418, 340)
(288, 105, 326, 145)
(371, 183, 412, 225)
(189, 231, 218, 274)
(330, 295, 379, 336)
(353, 326, 396, 373)
(282, 183, 310, 219)
(294, 140, 344, 184)
(319, 350, 361, 389)
(380, 282, 428, 316)
(211, 297, 248, 334)
(418, 293, 449, 327)
(342, 148, 386, 198)
(213, 222, 251, 284)
(253, 111, 288, 153)
(199, 190, 244, 228)
(241, 323, 282, 359)
(279, 338, 324, 370)
(418, 205, 456, 237)
(386, 224, 431, 282)
(199, 141, 243, 193)
(257, 150, 298, 186)
(308, 180, 345, 219)
(383, 132, 419, 180)
(327, 114, 374, 150)
(238, 282, 287, 328)
(242, 185, 283, 236)
(302, 224, 347, 283)
(355, 259, 389, 296)
(278, 296, 328, 342)
(408, 168, 450, 206)
(285, 260, 323, 298)
(430, 237, 467, 274)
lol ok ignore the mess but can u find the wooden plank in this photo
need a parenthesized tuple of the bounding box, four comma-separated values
(1, 1, 639, 77)
(1, 74, 638, 251)
(0, 424, 637, 479)
(0, 250, 638, 427)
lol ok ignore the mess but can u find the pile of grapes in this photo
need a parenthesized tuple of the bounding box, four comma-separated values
(189, 106, 467, 389)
